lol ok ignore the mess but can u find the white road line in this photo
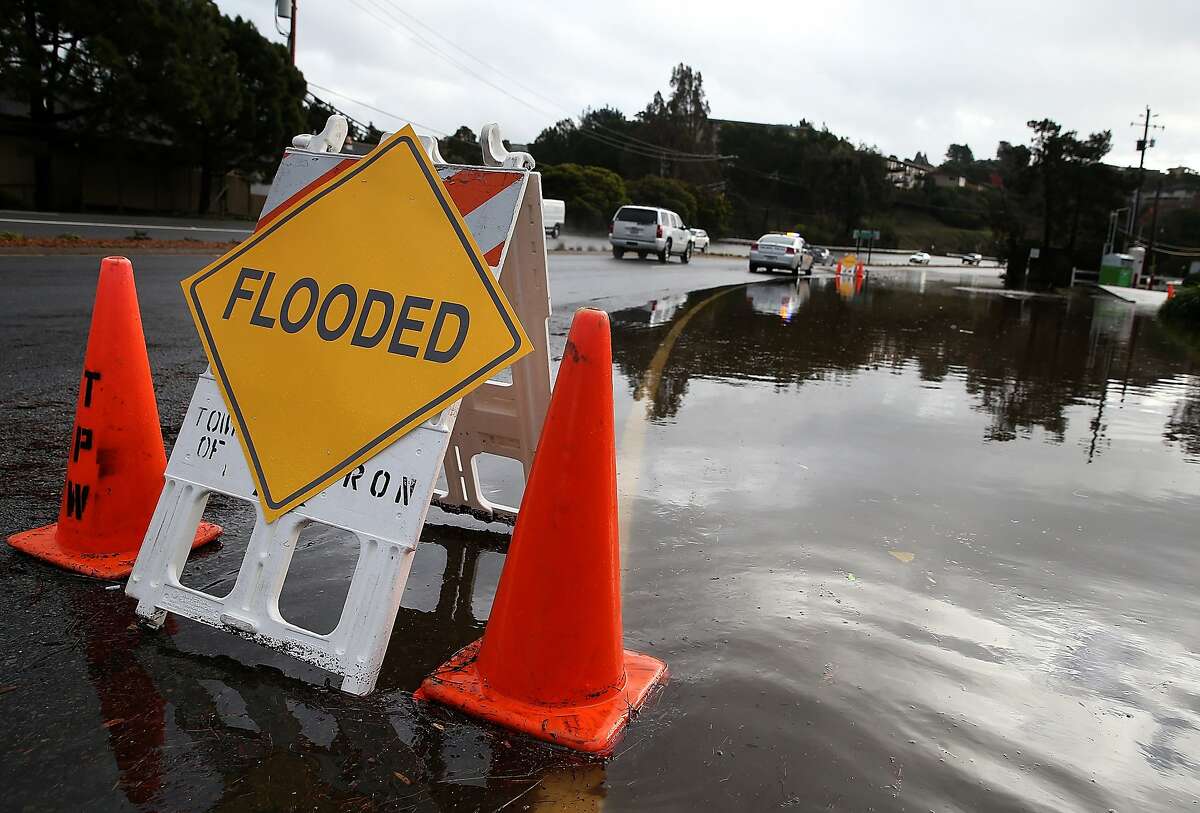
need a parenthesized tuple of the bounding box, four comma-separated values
(0, 217, 251, 234)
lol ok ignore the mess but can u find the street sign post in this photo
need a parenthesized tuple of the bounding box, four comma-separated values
(182, 127, 531, 521)
(852, 229, 881, 264)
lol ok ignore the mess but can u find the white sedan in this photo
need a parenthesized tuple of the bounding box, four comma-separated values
(690, 228, 710, 253)
(909, 252, 931, 265)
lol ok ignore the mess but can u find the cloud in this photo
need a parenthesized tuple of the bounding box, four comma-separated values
(217, 0, 1200, 169)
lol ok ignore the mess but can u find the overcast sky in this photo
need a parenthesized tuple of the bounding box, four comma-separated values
(216, 0, 1199, 170)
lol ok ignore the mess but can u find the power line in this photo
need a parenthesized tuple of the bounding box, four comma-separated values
(307, 81, 447, 137)
(345, 0, 727, 163)
(368, 0, 723, 159)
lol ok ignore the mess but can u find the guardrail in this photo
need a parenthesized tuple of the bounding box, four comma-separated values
(1070, 267, 1100, 287)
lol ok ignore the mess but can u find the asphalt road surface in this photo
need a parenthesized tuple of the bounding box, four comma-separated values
(2, 249, 1196, 812)
(0, 209, 253, 240)
(0, 210, 992, 269)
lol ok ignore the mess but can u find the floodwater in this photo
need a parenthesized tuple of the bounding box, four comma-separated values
(3, 259, 1199, 812)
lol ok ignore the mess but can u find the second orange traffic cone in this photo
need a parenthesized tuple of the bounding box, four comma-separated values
(416, 307, 668, 754)
(7, 256, 220, 579)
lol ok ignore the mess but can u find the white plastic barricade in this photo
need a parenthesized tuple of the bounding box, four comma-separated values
(127, 372, 454, 694)
(128, 120, 552, 695)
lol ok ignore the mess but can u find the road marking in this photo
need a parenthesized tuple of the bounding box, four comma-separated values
(0, 217, 252, 235)
(617, 284, 747, 548)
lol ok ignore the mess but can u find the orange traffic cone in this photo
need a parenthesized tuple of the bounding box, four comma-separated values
(7, 257, 220, 579)
(416, 308, 668, 754)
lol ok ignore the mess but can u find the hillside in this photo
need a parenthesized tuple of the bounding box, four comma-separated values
(879, 207, 994, 254)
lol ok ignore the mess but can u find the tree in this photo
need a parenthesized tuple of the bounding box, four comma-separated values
(694, 188, 733, 238)
(0, 0, 146, 207)
(531, 107, 638, 175)
(2, 0, 308, 214)
(987, 140, 1035, 266)
(539, 163, 627, 232)
(946, 144, 974, 165)
(626, 176, 698, 224)
(1026, 118, 1115, 252)
(438, 125, 479, 165)
(143, 2, 306, 214)
(638, 63, 716, 182)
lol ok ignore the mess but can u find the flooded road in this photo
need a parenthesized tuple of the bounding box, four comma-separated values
(2, 255, 1199, 811)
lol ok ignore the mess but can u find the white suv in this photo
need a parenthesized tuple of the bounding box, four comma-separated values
(610, 205, 694, 264)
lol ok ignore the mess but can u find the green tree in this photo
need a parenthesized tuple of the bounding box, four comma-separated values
(3, 0, 307, 214)
(0, 0, 146, 207)
(1026, 118, 1113, 250)
(531, 107, 637, 175)
(539, 163, 628, 232)
(946, 143, 974, 164)
(638, 63, 716, 182)
(626, 175, 698, 224)
(694, 188, 733, 238)
(438, 125, 479, 164)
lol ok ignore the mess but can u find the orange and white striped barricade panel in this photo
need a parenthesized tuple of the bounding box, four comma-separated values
(258, 147, 552, 523)
(436, 171, 551, 522)
(127, 371, 458, 695)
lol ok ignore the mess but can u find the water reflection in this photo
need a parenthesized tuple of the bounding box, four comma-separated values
(746, 280, 809, 321)
(610, 278, 1199, 459)
(61, 528, 607, 812)
(604, 274, 1200, 810)
(15, 271, 1199, 812)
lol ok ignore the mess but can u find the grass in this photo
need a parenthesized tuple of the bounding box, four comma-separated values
(884, 208, 993, 254)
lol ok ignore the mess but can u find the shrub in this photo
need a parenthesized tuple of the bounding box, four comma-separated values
(540, 163, 628, 233)
(1160, 286, 1200, 328)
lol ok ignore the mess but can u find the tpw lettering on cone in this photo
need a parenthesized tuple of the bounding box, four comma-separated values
(6, 256, 220, 578)
(222, 267, 471, 363)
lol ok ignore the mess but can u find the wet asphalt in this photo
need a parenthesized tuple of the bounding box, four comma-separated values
(1, 251, 1198, 812)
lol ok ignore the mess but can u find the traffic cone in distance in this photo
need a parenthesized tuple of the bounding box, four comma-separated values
(7, 256, 220, 579)
(416, 307, 668, 754)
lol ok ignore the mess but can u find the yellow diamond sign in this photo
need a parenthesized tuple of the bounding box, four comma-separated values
(182, 128, 531, 521)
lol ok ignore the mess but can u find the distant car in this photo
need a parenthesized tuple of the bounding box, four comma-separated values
(807, 246, 832, 266)
(961, 253, 982, 265)
(690, 228, 710, 253)
(909, 252, 931, 265)
(750, 233, 811, 275)
(542, 198, 565, 239)
(610, 205, 694, 263)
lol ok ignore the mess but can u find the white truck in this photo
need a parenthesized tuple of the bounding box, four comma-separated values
(542, 198, 565, 239)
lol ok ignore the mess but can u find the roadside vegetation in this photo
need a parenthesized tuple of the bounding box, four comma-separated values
(1160, 275, 1200, 331)
(515, 64, 1148, 280)
(4, 5, 1193, 280)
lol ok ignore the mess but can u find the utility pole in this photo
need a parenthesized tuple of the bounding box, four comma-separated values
(1145, 176, 1164, 286)
(276, 0, 297, 65)
(288, 0, 297, 65)
(1127, 106, 1164, 248)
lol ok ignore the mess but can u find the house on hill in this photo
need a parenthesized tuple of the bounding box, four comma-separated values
(886, 155, 934, 189)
